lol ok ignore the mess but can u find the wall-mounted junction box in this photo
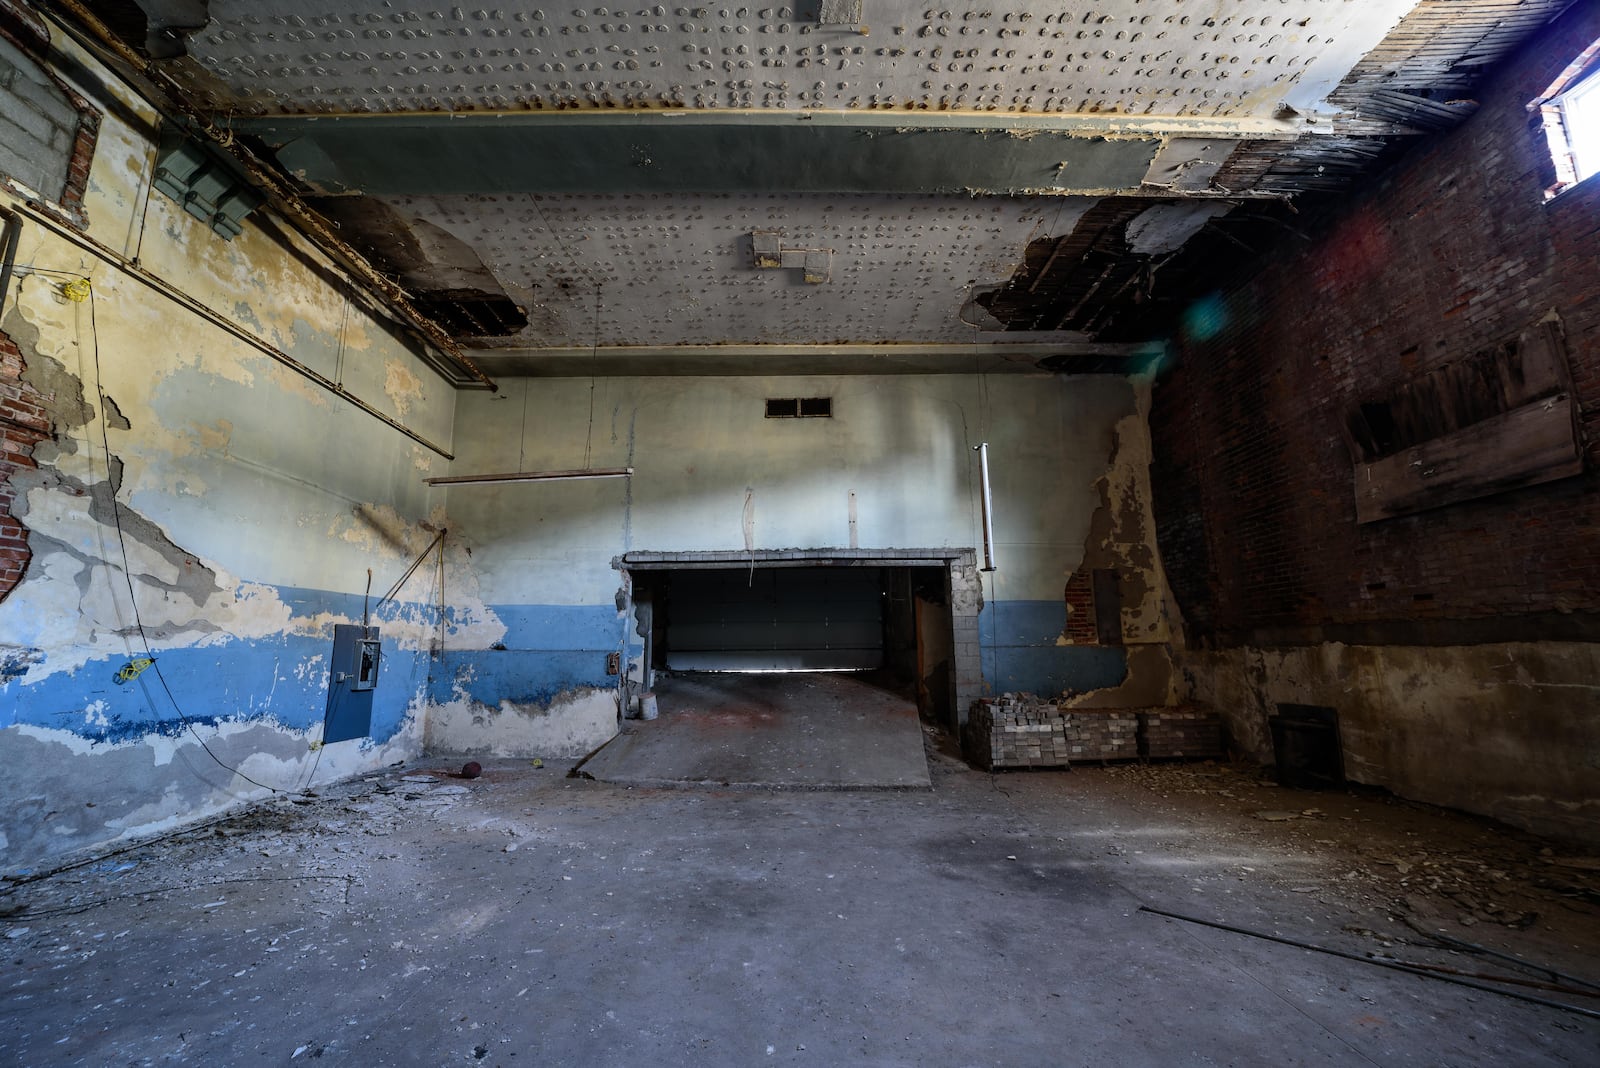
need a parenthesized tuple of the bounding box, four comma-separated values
(325, 624, 381, 744)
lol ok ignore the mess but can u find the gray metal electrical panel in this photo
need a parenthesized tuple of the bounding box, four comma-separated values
(325, 624, 381, 744)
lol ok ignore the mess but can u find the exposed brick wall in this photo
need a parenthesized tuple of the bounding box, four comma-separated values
(59, 108, 100, 215)
(0, 328, 48, 600)
(1149, 2, 1600, 647)
(1062, 569, 1098, 644)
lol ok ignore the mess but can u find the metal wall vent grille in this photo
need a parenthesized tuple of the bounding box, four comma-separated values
(766, 397, 833, 419)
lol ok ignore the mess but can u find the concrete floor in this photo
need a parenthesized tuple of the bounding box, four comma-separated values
(580, 672, 931, 790)
(2, 734, 1598, 1066)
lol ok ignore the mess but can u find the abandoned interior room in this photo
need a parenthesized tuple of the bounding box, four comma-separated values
(1, 0, 1598, 1062)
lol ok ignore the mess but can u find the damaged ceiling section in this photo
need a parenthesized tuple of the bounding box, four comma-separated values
(309, 196, 530, 337)
(67, 0, 1580, 373)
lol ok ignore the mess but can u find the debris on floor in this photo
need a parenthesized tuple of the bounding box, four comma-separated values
(1, 749, 1595, 1065)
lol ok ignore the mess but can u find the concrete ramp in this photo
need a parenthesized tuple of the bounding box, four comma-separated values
(579, 672, 931, 790)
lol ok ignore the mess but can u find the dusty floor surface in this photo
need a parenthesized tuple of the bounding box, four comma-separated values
(2, 730, 1597, 1066)
(581, 672, 931, 789)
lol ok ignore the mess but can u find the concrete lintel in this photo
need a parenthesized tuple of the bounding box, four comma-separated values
(620, 549, 971, 570)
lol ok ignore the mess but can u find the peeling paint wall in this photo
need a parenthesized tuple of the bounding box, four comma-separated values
(432, 372, 1179, 753)
(1061, 377, 1185, 709)
(0, 33, 456, 871)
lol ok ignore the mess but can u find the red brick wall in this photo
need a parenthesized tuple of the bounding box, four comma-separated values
(0, 329, 48, 601)
(1149, 2, 1600, 648)
(1062, 570, 1098, 644)
(59, 110, 101, 216)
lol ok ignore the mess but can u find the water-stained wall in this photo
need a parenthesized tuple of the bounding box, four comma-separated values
(430, 372, 1180, 755)
(0, 34, 456, 871)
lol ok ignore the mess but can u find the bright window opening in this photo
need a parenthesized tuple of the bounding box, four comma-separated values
(1563, 68, 1600, 183)
(1531, 39, 1600, 198)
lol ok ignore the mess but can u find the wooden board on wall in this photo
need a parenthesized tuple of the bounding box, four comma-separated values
(1354, 394, 1584, 523)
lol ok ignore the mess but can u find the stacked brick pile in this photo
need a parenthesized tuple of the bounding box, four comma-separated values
(964, 696, 1137, 769)
(1139, 706, 1222, 760)
(965, 697, 1224, 769)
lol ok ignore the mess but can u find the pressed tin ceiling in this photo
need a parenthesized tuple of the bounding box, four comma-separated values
(80, 0, 1579, 379)
(385, 192, 1090, 348)
(162, 0, 1412, 118)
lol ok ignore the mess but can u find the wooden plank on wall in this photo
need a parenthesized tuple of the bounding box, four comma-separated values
(1354, 394, 1584, 523)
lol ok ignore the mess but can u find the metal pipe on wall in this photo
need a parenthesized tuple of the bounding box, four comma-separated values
(0, 209, 21, 313)
(424, 467, 633, 487)
(45, 0, 497, 393)
(5, 200, 454, 460)
(974, 442, 997, 573)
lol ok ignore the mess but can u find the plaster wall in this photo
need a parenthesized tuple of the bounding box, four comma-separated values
(0, 36, 456, 871)
(1187, 643, 1600, 845)
(431, 372, 1179, 755)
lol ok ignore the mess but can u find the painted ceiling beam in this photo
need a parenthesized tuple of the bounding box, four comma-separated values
(229, 108, 1312, 138)
(465, 341, 1157, 378)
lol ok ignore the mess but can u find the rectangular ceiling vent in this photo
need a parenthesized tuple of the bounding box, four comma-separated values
(766, 397, 832, 419)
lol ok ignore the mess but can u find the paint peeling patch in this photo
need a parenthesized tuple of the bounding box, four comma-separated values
(1125, 202, 1234, 255)
(192, 418, 233, 454)
(232, 300, 264, 333)
(1059, 645, 1181, 709)
(101, 393, 131, 430)
(383, 360, 426, 418)
(1077, 379, 1177, 646)
(1, 712, 424, 871)
(332, 502, 437, 558)
(425, 686, 617, 759)
(1, 646, 45, 684)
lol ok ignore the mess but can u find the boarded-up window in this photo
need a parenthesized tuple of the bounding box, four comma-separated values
(1344, 319, 1583, 523)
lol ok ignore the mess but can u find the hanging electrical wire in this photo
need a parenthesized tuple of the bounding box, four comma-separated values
(35, 271, 452, 801)
(77, 278, 284, 794)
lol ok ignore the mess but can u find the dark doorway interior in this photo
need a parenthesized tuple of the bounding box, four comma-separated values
(630, 564, 955, 725)
(662, 566, 885, 672)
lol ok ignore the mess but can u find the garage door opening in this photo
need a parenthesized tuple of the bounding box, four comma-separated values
(623, 551, 976, 729)
(654, 566, 888, 673)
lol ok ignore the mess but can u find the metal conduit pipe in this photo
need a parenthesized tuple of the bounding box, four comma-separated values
(0, 208, 21, 314)
(8, 199, 454, 460)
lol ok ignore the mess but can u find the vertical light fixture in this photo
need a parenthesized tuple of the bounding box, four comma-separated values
(974, 443, 997, 572)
